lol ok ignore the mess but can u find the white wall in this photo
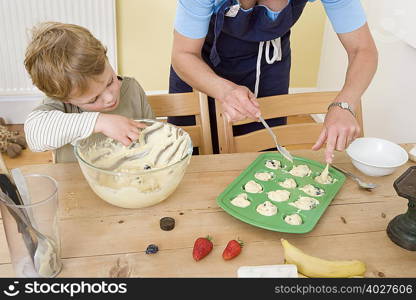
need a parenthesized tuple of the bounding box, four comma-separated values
(317, 0, 416, 143)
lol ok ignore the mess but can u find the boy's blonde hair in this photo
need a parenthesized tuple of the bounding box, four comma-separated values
(24, 22, 107, 101)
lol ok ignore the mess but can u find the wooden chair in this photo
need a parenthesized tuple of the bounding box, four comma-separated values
(147, 91, 213, 154)
(215, 91, 363, 153)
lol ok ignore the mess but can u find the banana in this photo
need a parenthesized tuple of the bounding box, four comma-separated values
(281, 239, 366, 278)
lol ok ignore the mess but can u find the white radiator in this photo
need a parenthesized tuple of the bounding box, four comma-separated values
(0, 0, 117, 123)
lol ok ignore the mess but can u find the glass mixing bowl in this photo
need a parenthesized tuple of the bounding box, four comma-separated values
(73, 120, 193, 209)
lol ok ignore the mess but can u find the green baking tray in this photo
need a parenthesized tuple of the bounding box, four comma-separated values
(216, 153, 346, 234)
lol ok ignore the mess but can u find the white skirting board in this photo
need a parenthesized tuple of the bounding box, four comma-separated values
(0, 94, 43, 124)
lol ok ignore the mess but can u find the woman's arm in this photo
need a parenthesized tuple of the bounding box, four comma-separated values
(171, 31, 260, 122)
(312, 23, 378, 162)
(173, 0, 259, 121)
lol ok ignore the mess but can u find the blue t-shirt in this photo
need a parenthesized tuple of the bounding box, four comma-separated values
(175, 0, 367, 39)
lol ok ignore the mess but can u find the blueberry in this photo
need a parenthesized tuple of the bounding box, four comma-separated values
(266, 160, 276, 167)
(145, 244, 159, 254)
(144, 165, 151, 170)
(316, 188, 324, 195)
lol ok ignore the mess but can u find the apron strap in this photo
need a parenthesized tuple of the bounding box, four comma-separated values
(210, 11, 226, 67)
(209, 0, 236, 66)
(254, 38, 282, 97)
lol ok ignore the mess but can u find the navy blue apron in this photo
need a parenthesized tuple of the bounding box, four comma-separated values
(169, 0, 308, 153)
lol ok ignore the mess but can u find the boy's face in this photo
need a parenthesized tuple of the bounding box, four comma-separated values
(67, 62, 122, 112)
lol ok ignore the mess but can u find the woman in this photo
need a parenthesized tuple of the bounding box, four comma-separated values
(170, 0, 378, 162)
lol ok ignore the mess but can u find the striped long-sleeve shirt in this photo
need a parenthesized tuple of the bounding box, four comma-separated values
(24, 77, 155, 162)
(25, 107, 99, 152)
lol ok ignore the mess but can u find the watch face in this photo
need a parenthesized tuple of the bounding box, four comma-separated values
(340, 102, 348, 109)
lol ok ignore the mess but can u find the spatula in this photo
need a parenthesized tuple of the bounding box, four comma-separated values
(0, 154, 36, 262)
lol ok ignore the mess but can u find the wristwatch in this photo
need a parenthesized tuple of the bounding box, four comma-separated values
(327, 102, 356, 117)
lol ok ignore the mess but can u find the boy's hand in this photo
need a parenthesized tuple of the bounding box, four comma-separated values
(94, 114, 147, 146)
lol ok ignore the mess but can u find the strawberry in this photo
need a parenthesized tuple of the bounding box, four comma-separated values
(193, 236, 213, 261)
(222, 239, 243, 260)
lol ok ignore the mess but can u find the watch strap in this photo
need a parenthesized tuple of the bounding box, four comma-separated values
(327, 102, 356, 117)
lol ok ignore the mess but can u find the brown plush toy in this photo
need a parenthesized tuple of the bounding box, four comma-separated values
(0, 117, 27, 158)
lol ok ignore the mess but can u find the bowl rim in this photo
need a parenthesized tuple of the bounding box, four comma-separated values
(73, 119, 193, 176)
(346, 137, 409, 168)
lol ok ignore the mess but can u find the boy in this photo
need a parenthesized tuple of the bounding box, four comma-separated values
(24, 22, 154, 162)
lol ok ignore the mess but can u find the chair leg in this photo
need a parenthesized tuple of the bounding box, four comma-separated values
(197, 92, 213, 154)
(355, 101, 364, 137)
(215, 106, 234, 153)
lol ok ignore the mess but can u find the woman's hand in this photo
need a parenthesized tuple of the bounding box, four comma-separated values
(217, 84, 260, 122)
(172, 31, 260, 123)
(312, 107, 361, 163)
(94, 114, 147, 146)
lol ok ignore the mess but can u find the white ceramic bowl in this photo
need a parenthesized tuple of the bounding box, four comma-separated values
(346, 137, 408, 177)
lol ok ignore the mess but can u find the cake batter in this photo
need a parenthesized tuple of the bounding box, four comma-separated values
(254, 172, 274, 181)
(315, 163, 334, 184)
(230, 193, 251, 208)
(256, 201, 278, 216)
(244, 180, 263, 193)
(284, 213, 303, 225)
(289, 196, 319, 210)
(279, 178, 297, 189)
(77, 121, 192, 208)
(289, 165, 311, 177)
(267, 190, 290, 202)
(265, 159, 281, 170)
(299, 184, 325, 197)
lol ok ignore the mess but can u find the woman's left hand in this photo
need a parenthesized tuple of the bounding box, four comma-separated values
(312, 107, 361, 163)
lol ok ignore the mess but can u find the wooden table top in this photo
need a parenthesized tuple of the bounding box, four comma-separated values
(1, 146, 415, 278)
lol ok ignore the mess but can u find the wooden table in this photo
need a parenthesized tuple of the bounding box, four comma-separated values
(1, 147, 415, 277)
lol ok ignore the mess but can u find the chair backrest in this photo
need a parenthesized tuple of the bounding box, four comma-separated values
(215, 91, 363, 153)
(147, 91, 213, 154)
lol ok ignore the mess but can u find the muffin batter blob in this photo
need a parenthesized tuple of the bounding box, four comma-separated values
(244, 180, 263, 193)
(267, 190, 290, 202)
(299, 184, 325, 197)
(279, 178, 297, 189)
(256, 201, 278, 216)
(265, 159, 281, 170)
(289, 165, 311, 177)
(230, 193, 251, 208)
(289, 196, 319, 210)
(315, 164, 334, 184)
(254, 172, 274, 181)
(284, 213, 303, 225)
